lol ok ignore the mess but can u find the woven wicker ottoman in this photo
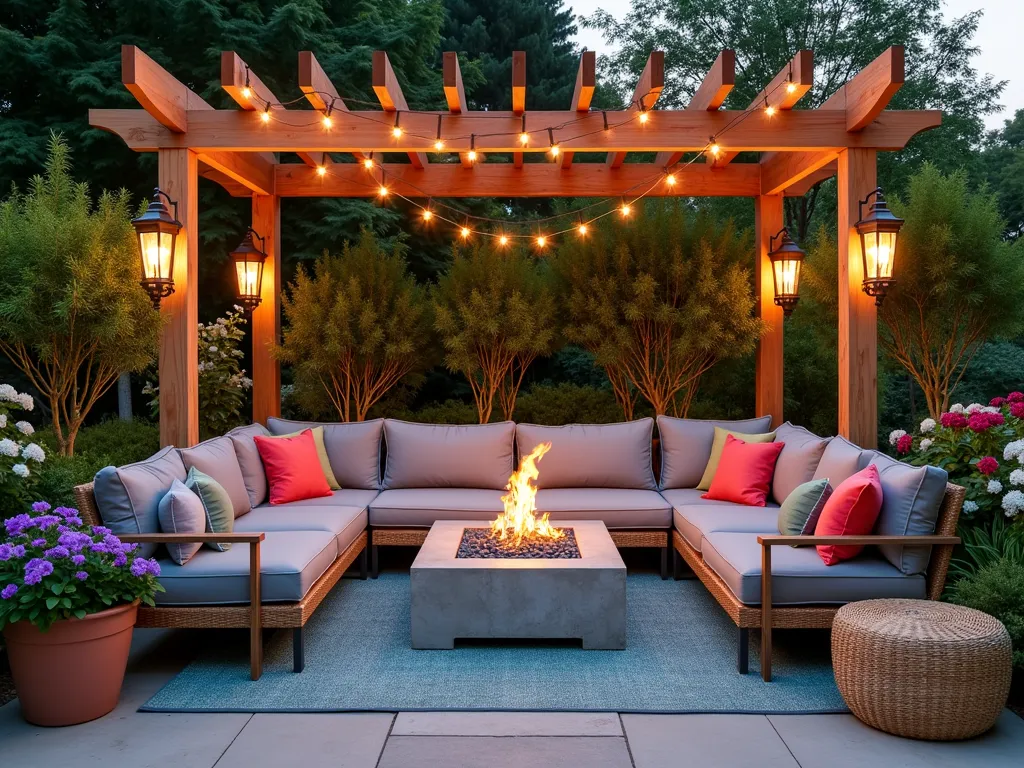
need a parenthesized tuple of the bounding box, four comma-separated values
(832, 599, 1012, 740)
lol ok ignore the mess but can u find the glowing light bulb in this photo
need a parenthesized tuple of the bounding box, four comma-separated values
(786, 81, 797, 94)
(316, 165, 326, 177)
(392, 125, 403, 138)
(422, 209, 433, 221)
(665, 173, 676, 187)
(765, 104, 776, 117)
(499, 235, 509, 246)
(709, 143, 721, 157)
(577, 223, 588, 236)
(363, 157, 374, 170)
(321, 114, 333, 129)
(536, 235, 547, 248)
(241, 87, 252, 99)
(638, 110, 649, 124)
(378, 185, 389, 197)
(460, 227, 470, 239)
(467, 150, 477, 162)
(260, 110, 271, 123)
(620, 203, 632, 217)
(519, 132, 530, 145)
(434, 139, 445, 151)
(550, 144, 560, 157)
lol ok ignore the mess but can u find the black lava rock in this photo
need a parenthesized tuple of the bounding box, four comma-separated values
(456, 528, 581, 559)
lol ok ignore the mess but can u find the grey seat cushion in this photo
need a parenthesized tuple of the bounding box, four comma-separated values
(254, 488, 378, 510)
(382, 420, 515, 490)
(515, 420, 657, 490)
(535, 488, 671, 529)
(657, 415, 773, 489)
(812, 435, 864, 486)
(235, 504, 367, 555)
(701, 531, 926, 606)
(771, 422, 830, 505)
(93, 446, 187, 558)
(154, 530, 338, 606)
(227, 423, 271, 508)
(673, 505, 779, 552)
(859, 451, 949, 575)
(661, 488, 779, 510)
(267, 417, 383, 490)
(178, 436, 252, 518)
(369, 488, 505, 527)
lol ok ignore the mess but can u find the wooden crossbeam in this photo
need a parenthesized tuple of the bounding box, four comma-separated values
(656, 49, 734, 168)
(512, 51, 527, 168)
(275, 162, 762, 198)
(608, 51, 664, 168)
(820, 46, 904, 131)
(119, 45, 273, 195)
(713, 50, 813, 167)
(443, 52, 474, 168)
(372, 51, 427, 169)
(298, 51, 364, 164)
(90, 107, 940, 154)
(760, 150, 837, 195)
(221, 52, 321, 169)
(561, 51, 596, 168)
(787, 161, 836, 196)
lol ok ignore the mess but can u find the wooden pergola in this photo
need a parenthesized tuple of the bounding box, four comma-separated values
(91, 44, 938, 450)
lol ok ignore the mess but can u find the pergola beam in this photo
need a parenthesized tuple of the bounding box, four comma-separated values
(656, 49, 735, 168)
(512, 51, 526, 168)
(443, 52, 474, 168)
(760, 150, 838, 196)
(713, 50, 813, 167)
(372, 51, 427, 168)
(821, 46, 905, 131)
(298, 51, 364, 164)
(608, 51, 664, 168)
(89, 107, 940, 154)
(562, 51, 596, 168)
(275, 162, 773, 198)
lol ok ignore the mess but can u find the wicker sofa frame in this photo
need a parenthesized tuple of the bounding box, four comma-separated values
(672, 482, 965, 681)
(74, 482, 368, 681)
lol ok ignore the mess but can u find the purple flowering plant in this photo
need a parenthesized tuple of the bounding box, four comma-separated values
(0, 501, 163, 631)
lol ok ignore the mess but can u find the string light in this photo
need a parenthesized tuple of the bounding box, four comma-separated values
(548, 128, 559, 157)
(665, 173, 676, 187)
(391, 111, 403, 138)
(378, 185, 389, 197)
(321, 114, 333, 129)
(260, 108, 271, 124)
(519, 115, 529, 145)
(434, 115, 444, 151)
(498, 234, 509, 246)
(536, 235, 547, 248)
(363, 153, 374, 170)
(638, 108, 649, 124)
(434, 138, 445, 151)
(577, 221, 588, 236)
(620, 200, 632, 217)
(786, 79, 797, 94)
(422, 208, 433, 221)
(764, 102, 776, 117)
(316, 165, 326, 177)
(708, 138, 721, 157)
(467, 134, 477, 163)
(242, 87, 252, 100)
(460, 226, 471, 239)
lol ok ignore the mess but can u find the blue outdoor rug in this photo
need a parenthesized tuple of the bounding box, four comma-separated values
(142, 573, 847, 714)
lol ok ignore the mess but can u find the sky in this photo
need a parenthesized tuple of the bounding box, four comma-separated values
(569, 0, 1022, 131)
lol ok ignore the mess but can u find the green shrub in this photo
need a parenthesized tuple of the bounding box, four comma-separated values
(513, 384, 629, 425)
(949, 515, 1024, 582)
(391, 400, 480, 424)
(948, 557, 1024, 671)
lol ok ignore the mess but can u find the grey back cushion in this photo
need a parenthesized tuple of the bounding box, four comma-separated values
(657, 415, 773, 489)
(382, 420, 515, 490)
(227, 423, 271, 508)
(93, 446, 186, 558)
(811, 435, 864, 486)
(178, 436, 251, 518)
(515, 420, 657, 490)
(859, 451, 949, 575)
(267, 417, 383, 490)
(772, 422, 830, 505)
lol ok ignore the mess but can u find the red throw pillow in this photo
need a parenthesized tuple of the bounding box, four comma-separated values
(253, 430, 333, 505)
(701, 434, 785, 507)
(814, 464, 883, 565)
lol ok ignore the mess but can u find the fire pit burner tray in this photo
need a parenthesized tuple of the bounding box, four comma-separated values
(456, 527, 581, 559)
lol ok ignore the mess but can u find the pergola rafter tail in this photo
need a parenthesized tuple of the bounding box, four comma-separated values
(655, 49, 735, 169)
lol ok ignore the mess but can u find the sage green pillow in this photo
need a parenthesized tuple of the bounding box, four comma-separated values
(777, 478, 833, 546)
(696, 426, 777, 490)
(185, 466, 234, 552)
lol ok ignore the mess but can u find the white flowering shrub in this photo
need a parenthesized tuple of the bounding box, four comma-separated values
(0, 384, 44, 507)
(144, 308, 253, 439)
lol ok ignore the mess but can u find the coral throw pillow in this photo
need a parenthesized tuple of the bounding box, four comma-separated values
(253, 429, 333, 505)
(814, 464, 884, 565)
(701, 435, 785, 507)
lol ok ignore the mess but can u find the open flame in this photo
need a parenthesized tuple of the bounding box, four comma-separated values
(490, 441, 564, 547)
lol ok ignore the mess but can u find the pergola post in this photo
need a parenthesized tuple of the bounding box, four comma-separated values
(157, 149, 199, 447)
(837, 148, 878, 448)
(755, 195, 785, 427)
(251, 194, 281, 424)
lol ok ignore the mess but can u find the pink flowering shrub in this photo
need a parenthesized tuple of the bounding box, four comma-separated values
(894, 391, 1024, 525)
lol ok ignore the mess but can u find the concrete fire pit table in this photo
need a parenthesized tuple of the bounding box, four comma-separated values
(410, 521, 627, 650)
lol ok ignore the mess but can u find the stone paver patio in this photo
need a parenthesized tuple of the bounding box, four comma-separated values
(1, 626, 1021, 768)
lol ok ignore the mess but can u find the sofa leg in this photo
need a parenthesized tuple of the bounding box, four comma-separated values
(359, 546, 368, 580)
(293, 627, 305, 673)
(737, 627, 749, 674)
(673, 547, 682, 580)
(660, 544, 669, 580)
(371, 544, 379, 579)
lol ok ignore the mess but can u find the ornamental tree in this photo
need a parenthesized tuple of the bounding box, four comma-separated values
(276, 230, 434, 421)
(432, 243, 559, 423)
(552, 201, 765, 418)
(0, 135, 162, 456)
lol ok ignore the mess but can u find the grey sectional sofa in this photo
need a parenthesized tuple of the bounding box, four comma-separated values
(73, 414, 962, 682)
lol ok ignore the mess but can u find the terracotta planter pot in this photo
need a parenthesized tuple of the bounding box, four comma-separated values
(3, 601, 138, 726)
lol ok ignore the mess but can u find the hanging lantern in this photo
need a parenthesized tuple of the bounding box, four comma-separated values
(856, 187, 903, 306)
(230, 228, 267, 313)
(131, 188, 181, 309)
(768, 228, 805, 317)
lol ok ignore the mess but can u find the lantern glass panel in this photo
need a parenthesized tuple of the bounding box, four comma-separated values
(139, 230, 174, 281)
(772, 257, 801, 298)
(235, 259, 262, 300)
(863, 230, 897, 281)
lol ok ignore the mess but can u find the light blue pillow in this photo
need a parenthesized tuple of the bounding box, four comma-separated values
(158, 480, 205, 565)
